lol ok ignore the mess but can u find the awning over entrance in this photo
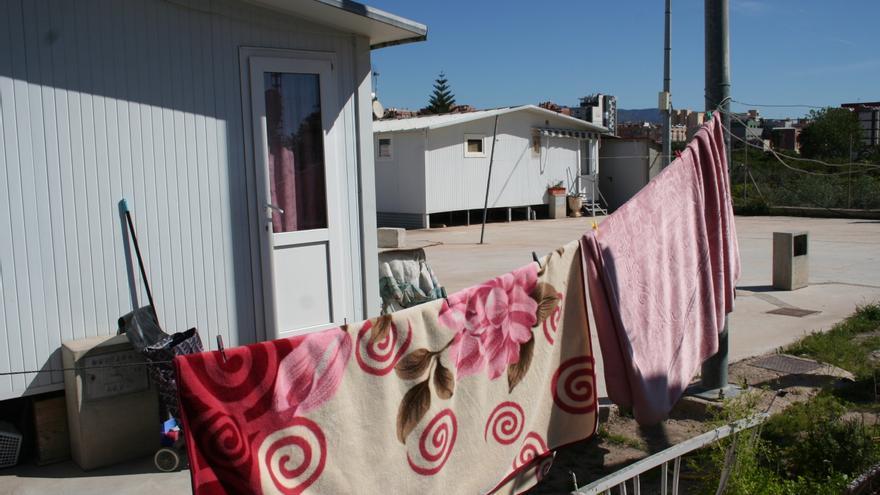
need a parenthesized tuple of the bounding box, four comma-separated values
(536, 127, 600, 140)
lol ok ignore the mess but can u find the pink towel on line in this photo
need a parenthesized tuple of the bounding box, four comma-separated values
(580, 117, 740, 425)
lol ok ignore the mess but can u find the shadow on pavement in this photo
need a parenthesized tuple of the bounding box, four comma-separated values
(6, 455, 185, 479)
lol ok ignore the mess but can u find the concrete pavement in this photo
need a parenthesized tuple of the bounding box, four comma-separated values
(2, 215, 878, 494)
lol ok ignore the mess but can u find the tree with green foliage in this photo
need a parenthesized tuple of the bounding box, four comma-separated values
(426, 72, 456, 114)
(799, 107, 861, 160)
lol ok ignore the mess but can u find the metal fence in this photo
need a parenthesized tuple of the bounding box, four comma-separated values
(572, 414, 769, 495)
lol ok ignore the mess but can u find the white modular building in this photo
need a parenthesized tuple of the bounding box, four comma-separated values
(373, 106, 607, 228)
(598, 138, 663, 212)
(0, 0, 426, 400)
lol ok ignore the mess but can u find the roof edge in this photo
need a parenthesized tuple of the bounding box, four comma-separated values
(373, 105, 610, 134)
(427, 105, 608, 133)
(311, 0, 428, 48)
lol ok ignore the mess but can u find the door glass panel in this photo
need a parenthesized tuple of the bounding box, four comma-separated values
(264, 72, 327, 232)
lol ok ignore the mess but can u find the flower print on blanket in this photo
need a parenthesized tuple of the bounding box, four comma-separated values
(394, 264, 564, 447)
(438, 265, 539, 380)
(175, 240, 597, 495)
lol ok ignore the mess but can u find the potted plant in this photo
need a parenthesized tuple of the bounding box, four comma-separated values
(547, 180, 566, 196)
(567, 190, 583, 217)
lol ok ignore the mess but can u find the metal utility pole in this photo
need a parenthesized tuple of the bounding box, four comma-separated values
(479, 115, 500, 244)
(698, 0, 736, 398)
(705, 0, 731, 166)
(661, 0, 672, 168)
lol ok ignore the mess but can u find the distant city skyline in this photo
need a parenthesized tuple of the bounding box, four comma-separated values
(367, 0, 880, 119)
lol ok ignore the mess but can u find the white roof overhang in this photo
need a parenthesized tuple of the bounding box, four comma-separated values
(245, 0, 427, 49)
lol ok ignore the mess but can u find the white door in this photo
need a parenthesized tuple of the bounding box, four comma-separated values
(579, 140, 597, 200)
(249, 56, 347, 340)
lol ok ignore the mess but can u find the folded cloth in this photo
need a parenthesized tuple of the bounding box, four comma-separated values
(378, 248, 445, 314)
(175, 240, 597, 494)
(580, 117, 740, 425)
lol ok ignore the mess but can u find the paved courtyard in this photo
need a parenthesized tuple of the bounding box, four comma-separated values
(3, 215, 878, 494)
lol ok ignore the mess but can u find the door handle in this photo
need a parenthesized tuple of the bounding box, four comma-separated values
(266, 203, 285, 215)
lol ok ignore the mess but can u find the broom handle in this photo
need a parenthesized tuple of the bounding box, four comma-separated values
(121, 199, 155, 309)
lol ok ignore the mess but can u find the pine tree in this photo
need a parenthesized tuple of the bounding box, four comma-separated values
(426, 72, 456, 114)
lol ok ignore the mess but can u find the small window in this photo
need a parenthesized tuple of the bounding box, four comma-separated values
(464, 134, 485, 158)
(377, 136, 392, 160)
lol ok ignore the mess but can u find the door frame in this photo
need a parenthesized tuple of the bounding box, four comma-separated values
(240, 48, 351, 342)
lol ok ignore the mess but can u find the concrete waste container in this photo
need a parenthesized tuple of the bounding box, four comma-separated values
(772, 231, 809, 290)
(547, 189, 566, 219)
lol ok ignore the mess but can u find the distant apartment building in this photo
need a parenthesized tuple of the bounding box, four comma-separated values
(770, 127, 802, 153)
(570, 93, 618, 135)
(671, 124, 688, 143)
(841, 102, 880, 146)
(616, 122, 662, 142)
(686, 111, 705, 139)
(730, 109, 764, 146)
(670, 108, 706, 139)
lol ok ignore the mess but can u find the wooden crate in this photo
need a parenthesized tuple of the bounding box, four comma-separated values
(32, 395, 70, 465)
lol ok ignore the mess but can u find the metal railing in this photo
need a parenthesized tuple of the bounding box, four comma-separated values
(572, 414, 768, 495)
(575, 174, 608, 216)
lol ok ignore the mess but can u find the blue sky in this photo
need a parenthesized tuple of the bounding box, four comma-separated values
(368, 0, 880, 119)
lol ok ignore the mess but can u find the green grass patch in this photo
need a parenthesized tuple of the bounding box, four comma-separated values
(694, 394, 880, 494)
(785, 303, 880, 380)
(686, 304, 880, 493)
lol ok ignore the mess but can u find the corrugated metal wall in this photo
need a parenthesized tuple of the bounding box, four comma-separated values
(424, 114, 583, 214)
(0, 0, 366, 399)
(374, 131, 426, 214)
(599, 139, 660, 211)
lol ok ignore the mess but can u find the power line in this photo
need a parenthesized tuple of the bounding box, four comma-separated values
(730, 98, 825, 110)
(718, 107, 880, 173)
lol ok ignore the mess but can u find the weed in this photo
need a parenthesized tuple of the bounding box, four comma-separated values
(785, 302, 880, 380)
(694, 393, 878, 494)
(683, 304, 880, 492)
(597, 426, 644, 450)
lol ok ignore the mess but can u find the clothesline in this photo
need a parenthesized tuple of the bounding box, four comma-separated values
(0, 360, 176, 376)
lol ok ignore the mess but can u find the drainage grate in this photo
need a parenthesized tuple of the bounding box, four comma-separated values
(750, 354, 822, 374)
(766, 307, 820, 318)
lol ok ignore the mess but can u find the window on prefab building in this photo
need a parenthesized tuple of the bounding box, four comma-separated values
(377, 136, 392, 160)
(464, 134, 485, 158)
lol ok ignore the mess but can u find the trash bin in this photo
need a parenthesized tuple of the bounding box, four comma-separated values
(772, 231, 809, 290)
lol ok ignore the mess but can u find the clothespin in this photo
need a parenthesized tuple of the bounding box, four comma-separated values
(706, 110, 713, 120)
(674, 150, 683, 159)
(591, 220, 599, 232)
(570, 471, 579, 491)
(216, 334, 227, 363)
(440, 286, 450, 306)
(531, 251, 542, 269)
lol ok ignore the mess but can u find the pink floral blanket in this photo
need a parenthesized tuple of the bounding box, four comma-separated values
(176, 240, 597, 494)
(580, 117, 740, 425)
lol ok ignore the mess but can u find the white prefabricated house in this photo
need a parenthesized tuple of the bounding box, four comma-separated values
(599, 138, 663, 212)
(373, 106, 608, 229)
(0, 0, 426, 401)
